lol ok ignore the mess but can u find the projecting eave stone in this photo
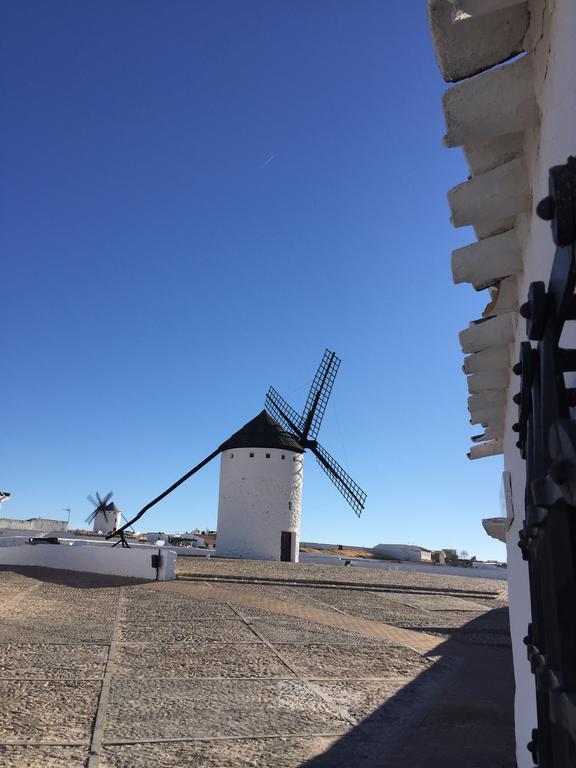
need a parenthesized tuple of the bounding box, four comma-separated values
(467, 369, 509, 393)
(463, 345, 510, 374)
(453, 0, 526, 19)
(442, 54, 537, 148)
(489, 277, 519, 315)
(459, 312, 516, 354)
(472, 424, 504, 442)
(452, 228, 522, 289)
(469, 441, 504, 460)
(469, 406, 503, 427)
(463, 132, 524, 175)
(482, 516, 508, 540)
(427, 0, 528, 83)
(448, 157, 530, 230)
(428, 0, 533, 460)
(468, 389, 507, 412)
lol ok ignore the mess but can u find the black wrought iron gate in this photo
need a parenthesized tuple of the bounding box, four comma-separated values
(514, 157, 576, 767)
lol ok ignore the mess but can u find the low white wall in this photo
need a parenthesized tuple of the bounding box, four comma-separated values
(0, 542, 176, 581)
(300, 552, 508, 580)
(372, 544, 429, 562)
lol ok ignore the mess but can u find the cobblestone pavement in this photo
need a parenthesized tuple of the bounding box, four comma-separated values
(0, 563, 514, 768)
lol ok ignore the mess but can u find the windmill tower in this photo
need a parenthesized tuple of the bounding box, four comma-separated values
(86, 491, 122, 535)
(216, 349, 366, 561)
(215, 411, 305, 561)
(105, 350, 366, 561)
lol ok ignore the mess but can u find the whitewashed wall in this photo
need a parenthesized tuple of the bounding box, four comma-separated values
(0, 542, 176, 580)
(372, 544, 430, 562)
(503, 0, 576, 760)
(93, 507, 121, 535)
(216, 447, 303, 561)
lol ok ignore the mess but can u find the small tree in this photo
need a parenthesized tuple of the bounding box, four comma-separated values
(442, 549, 458, 562)
(459, 550, 469, 560)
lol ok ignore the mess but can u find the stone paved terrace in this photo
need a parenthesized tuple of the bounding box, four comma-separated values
(0, 560, 513, 767)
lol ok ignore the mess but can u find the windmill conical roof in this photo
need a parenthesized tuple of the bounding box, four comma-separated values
(219, 410, 304, 454)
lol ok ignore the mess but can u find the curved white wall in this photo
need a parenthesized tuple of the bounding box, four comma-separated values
(502, 3, 576, 763)
(216, 447, 303, 561)
(93, 508, 121, 535)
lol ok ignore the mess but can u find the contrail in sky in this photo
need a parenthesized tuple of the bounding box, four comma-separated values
(263, 155, 275, 166)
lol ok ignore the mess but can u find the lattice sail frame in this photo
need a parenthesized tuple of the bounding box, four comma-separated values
(265, 387, 304, 435)
(264, 349, 366, 518)
(301, 349, 341, 440)
(312, 443, 366, 518)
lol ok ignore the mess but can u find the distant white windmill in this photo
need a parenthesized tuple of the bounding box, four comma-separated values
(86, 491, 121, 535)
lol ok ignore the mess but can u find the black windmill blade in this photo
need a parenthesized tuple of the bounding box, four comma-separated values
(85, 491, 113, 524)
(265, 349, 366, 517)
(300, 349, 341, 441)
(312, 443, 366, 518)
(265, 387, 304, 438)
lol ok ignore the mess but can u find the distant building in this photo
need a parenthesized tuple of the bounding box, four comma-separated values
(431, 550, 446, 565)
(372, 544, 433, 562)
(0, 517, 68, 536)
(172, 533, 206, 548)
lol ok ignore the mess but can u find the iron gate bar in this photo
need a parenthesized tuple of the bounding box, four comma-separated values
(514, 156, 576, 767)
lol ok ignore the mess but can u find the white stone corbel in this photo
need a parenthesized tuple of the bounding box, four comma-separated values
(488, 276, 519, 315)
(467, 369, 510, 393)
(459, 312, 516, 353)
(448, 157, 530, 230)
(427, 0, 528, 83)
(452, 228, 522, 289)
(471, 423, 505, 441)
(469, 389, 507, 412)
(443, 54, 537, 147)
(452, 0, 526, 19)
(468, 440, 504, 459)
(463, 345, 510, 373)
(469, 407, 502, 426)
(463, 132, 524, 176)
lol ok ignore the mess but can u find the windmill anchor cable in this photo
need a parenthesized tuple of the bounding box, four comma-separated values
(105, 448, 221, 540)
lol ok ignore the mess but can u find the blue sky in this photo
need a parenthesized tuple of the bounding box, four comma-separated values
(1, 1, 505, 559)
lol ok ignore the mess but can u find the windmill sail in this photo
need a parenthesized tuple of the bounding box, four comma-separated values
(265, 387, 304, 436)
(301, 349, 341, 440)
(312, 443, 366, 518)
(86, 491, 114, 524)
(264, 349, 366, 518)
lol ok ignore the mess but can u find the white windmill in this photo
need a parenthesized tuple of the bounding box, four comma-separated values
(86, 491, 122, 535)
(104, 350, 366, 561)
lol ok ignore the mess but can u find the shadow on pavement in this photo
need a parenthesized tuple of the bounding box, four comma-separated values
(0, 564, 151, 588)
(300, 607, 516, 768)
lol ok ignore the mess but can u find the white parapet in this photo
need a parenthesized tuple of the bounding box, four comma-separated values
(459, 312, 516, 353)
(448, 158, 530, 230)
(452, 229, 522, 289)
(442, 54, 537, 148)
(0, 541, 176, 581)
